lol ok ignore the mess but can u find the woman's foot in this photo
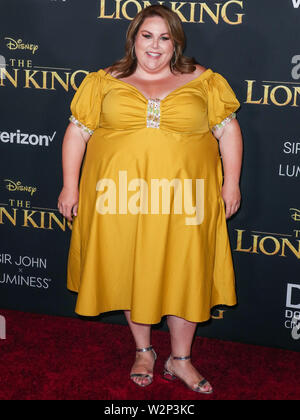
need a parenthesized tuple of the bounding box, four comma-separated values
(130, 346, 157, 387)
(165, 356, 213, 393)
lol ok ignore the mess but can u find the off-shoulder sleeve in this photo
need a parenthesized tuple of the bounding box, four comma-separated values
(206, 72, 240, 132)
(69, 71, 102, 135)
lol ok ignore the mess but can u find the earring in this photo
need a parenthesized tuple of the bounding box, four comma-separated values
(171, 47, 177, 70)
(131, 44, 136, 60)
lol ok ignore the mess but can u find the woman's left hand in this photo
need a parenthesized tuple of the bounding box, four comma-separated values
(221, 182, 241, 219)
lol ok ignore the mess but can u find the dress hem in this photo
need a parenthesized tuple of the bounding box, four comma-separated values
(67, 285, 237, 324)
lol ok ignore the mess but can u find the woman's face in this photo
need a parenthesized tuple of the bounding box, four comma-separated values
(134, 16, 174, 73)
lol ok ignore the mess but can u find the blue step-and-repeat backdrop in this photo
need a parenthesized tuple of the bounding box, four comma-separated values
(0, 0, 299, 351)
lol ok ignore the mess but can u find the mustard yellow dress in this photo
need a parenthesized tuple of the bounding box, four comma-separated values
(66, 68, 240, 324)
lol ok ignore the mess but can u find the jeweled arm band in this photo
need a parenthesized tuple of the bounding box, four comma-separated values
(69, 115, 94, 136)
(212, 112, 236, 132)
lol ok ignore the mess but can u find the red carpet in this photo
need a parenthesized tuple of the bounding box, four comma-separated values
(0, 309, 299, 400)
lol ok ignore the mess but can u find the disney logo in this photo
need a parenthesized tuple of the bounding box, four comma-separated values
(4, 179, 37, 196)
(5, 37, 39, 55)
(290, 208, 300, 222)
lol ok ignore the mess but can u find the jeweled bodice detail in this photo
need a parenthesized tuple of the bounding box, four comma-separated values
(147, 98, 161, 129)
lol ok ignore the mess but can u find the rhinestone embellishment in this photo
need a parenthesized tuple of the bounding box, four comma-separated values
(69, 115, 94, 135)
(212, 112, 236, 132)
(147, 98, 161, 128)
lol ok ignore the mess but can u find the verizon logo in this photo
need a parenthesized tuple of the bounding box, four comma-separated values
(292, 0, 300, 8)
(0, 129, 56, 147)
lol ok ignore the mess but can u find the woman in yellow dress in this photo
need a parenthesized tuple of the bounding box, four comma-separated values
(58, 5, 242, 394)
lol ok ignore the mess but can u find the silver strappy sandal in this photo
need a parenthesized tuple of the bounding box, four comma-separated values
(130, 345, 157, 387)
(163, 355, 213, 394)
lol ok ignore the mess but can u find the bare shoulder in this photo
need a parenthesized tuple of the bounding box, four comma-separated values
(103, 66, 111, 74)
(177, 64, 207, 83)
(194, 64, 207, 76)
(103, 66, 119, 77)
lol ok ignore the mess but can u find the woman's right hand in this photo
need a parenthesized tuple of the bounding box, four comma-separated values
(57, 186, 79, 222)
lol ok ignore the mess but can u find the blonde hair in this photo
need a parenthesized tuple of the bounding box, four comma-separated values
(106, 4, 197, 78)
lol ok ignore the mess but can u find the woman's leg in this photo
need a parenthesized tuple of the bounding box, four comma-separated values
(166, 315, 212, 392)
(124, 310, 156, 386)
